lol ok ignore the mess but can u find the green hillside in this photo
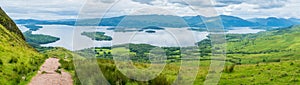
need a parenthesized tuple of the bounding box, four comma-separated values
(227, 26, 300, 53)
(0, 7, 25, 40)
(224, 26, 300, 64)
(0, 8, 46, 85)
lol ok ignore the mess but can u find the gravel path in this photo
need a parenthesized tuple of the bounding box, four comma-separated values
(29, 58, 73, 85)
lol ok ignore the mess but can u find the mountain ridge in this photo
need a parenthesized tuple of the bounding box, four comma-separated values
(15, 14, 300, 29)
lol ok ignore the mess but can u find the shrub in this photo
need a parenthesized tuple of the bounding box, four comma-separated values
(55, 69, 61, 74)
(150, 75, 171, 85)
(9, 57, 18, 63)
(42, 71, 47, 74)
(0, 59, 3, 65)
(224, 64, 235, 73)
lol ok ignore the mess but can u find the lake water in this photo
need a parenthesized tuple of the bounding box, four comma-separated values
(18, 25, 265, 51)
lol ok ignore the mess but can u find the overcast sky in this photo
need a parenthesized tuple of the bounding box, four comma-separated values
(0, 0, 299, 20)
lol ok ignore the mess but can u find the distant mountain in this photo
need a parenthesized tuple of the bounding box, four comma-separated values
(248, 17, 300, 27)
(219, 15, 259, 27)
(16, 19, 76, 26)
(182, 15, 205, 27)
(182, 15, 259, 28)
(17, 15, 189, 28)
(99, 15, 188, 28)
(15, 15, 300, 29)
(288, 18, 300, 24)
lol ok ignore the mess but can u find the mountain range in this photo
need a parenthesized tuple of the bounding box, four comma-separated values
(15, 15, 300, 29)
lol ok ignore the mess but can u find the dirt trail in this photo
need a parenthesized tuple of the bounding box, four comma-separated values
(29, 58, 73, 85)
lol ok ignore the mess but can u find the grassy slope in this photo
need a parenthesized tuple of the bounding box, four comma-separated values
(0, 7, 25, 40)
(219, 60, 300, 85)
(226, 26, 300, 64)
(212, 26, 300, 84)
(0, 8, 46, 85)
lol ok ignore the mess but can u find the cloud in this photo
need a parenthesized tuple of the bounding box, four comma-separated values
(215, 0, 300, 19)
(248, 0, 288, 9)
(216, 0, 244, 4)
(132, 0, 155, 5)
(131, 0, 288, 9)
(0, 0, 85, 20)
(216, 0, 288, 9)
(0, 0, 298, 20)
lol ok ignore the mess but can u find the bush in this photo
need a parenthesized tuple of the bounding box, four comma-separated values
(150, 75, 170, 85)
(0, 59, 3, 65)
(55, 69, 61, 74)
(9, 57, 18, 63)
(224, 64, 235, 73)
(42, 71, 47, 74)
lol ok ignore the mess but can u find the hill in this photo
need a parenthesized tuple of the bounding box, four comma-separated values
(0, 8, 46, 85)
(0, 7, 25, 40)
(196, 25, 300, 65)
(248, 17, 300, 29)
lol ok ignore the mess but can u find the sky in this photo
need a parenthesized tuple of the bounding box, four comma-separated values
(0, 0, 300, 20)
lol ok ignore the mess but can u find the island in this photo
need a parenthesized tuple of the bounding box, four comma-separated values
(23, 31, 60, 44)
(81, 32, 112, 41)
(187, 27, 207, 32)
(142, 26, 165, 30)
(24, 24, 43, 31)
(145, 30, 156, 33)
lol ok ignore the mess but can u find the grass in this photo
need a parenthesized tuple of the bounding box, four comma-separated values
(0, 8, 25, 40)
(50, 48, 300, 85)
(219, 60, 300, 85)
(0, 8, 47, 85)
(0, 24, 46, 85)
